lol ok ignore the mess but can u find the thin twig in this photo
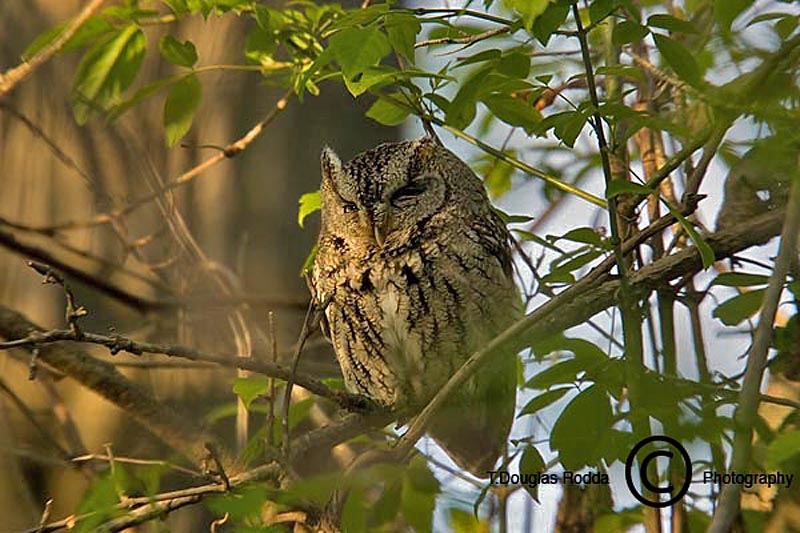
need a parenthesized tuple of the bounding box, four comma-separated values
(36, 499, 54, 533)
(415, 26, 511, 49)
(71, 453, 201, 477)
(24, 90, 292, 234)
(281, 297, 329, 456)
(0, 314, 368, 411)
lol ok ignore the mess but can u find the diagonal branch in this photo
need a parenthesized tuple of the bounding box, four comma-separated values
(0, 0, 108, 97)
(709, 177, 800, 532)
(0, 311, 373, 412)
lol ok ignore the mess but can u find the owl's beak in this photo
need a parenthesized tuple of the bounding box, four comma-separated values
(372, 209, 390, 246)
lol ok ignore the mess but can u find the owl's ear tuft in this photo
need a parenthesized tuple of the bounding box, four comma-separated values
(321, 146, 342, 181)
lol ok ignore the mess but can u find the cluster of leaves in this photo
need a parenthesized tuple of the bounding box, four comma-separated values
(24, 0, 800, 529)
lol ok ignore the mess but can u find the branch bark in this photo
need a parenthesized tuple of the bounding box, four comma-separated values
(708, 177, 800, 532)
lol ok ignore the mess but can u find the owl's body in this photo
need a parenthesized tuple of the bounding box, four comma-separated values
(311, 137, 518, 476)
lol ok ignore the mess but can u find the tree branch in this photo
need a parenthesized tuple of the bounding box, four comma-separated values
(709, 177, 800, 532)
(0, 0, 108, 97)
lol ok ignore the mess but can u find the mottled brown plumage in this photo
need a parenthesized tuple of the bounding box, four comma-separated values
(311, 137, 519, 477)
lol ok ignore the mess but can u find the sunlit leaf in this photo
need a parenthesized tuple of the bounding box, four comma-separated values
(22, 16, 113, 60)
(163, 73, 201, 147)
(159, 34, 198, 67)
(329, 25, 391, 96)
(385, 12, 420, 62)
(366, 94, 410, 126)
(232, 376, 269, 409)
(298, 190, 321, 228)
(72, 25, 147, 124)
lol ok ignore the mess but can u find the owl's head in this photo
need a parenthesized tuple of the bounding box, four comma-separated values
(319, 137, 481, 248)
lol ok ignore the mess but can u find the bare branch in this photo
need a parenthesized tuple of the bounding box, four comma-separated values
(0, 322, 371, 411)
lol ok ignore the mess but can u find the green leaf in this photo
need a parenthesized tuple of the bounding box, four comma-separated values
(714, 0, 754, 31)
(385, 13, 420, 62)
(73, 472, 128, 532)
(663, 201, 715, 268)
(342, 485, 368, 533)
(647, 14, 698, 33)
(538, 110, 587, 148)
(775, 15, 799, 39)
(343, 66, 397, 98)
(371, 480, 402, 526)
(531, 2, 570, 45)
(507, 0, 553, 29)
(712, 272, 770, 287)
(163, 73, 201, 147)
(558, 227, 611, 249)
(298, 190, 321, 228)
(519, 446, 546, 501)
(207, 486, 270, 520)
(480, 156, 515, 199)
(551, 385, 613, 470)
(108, 76, 175, 120)
(232, 376, 269, 409)
(605, 180, 653, 198)
(163, 0, 189, 15)
(612, 20, 649, 46)
(496, 51, 531, 79)
(652, 33, 701, 86)
(329, 25, 391, 96)
(595, 510, 644, 533)
(589, 0, 617, 24)
(159, 35, 198, 67)
(524, 358, 584, 389)
(445, 69, 487, 130)
(22, 16, 114, 60)
(519, 387, 571, 417)
(451, 508, 488, 532)
(453, 48, 502, 69)
(366, 94, 410, 126)
(483, 95, 542, 134)
(401, 456, 438, 532)
(767, 430, 800, 468)
(72, 25, 147, 124)
(713, 289, 766, 326)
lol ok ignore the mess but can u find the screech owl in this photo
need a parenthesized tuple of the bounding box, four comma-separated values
(310, 137, 519, 477)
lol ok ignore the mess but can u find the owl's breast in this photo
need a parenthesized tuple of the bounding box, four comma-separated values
(317, 232, 516, 409)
